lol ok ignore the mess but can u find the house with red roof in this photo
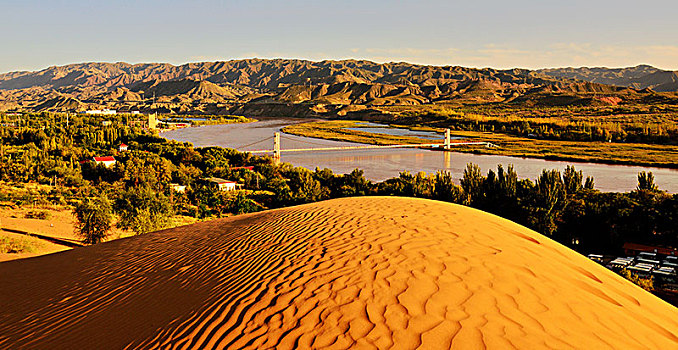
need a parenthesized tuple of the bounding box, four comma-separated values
(92, 156, 116, 168)
(119, 143, 128, 152)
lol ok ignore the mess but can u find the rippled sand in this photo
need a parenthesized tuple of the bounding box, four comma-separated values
(1, 197, 677, 349)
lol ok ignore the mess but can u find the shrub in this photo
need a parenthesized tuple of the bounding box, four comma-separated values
(25, 210, 50, 220)
(0, 236, 42, 254)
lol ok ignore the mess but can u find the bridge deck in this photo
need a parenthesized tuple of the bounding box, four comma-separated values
(248, 141, 498, 154)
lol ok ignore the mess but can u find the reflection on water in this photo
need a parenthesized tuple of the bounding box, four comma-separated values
(161, 119, 678, 193)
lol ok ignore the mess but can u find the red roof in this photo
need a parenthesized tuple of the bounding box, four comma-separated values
(623, 242, 677, 256)
(93, 156, 116, 162)
(119, 143, 128, 147)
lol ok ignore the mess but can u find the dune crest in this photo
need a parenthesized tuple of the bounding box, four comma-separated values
(0, 197, 677, 349)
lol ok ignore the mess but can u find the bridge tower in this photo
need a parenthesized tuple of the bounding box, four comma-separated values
(444, 129, 451, 150)
(273, 132, 281, 159)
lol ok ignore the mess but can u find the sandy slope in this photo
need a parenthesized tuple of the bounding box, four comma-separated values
(0, 197, 677, 349)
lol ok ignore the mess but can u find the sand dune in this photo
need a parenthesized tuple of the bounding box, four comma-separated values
(0, 197, 677, 349)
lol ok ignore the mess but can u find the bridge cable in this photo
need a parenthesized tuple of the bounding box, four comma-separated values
(279, 134, 364, 147)
(233, 136, 273, 150)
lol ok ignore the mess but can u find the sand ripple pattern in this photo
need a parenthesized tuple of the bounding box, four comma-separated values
(1, 197, 677, 349)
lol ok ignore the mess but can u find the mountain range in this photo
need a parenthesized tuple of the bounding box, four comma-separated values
(538, 65, 678, 92)
(0, 60, 675, 115)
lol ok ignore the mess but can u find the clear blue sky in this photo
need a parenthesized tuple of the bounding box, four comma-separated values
(2, 0, 677, 73)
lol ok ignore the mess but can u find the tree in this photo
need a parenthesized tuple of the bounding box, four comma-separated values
(434, 171, 463, 203)
(584, 176, 595, 190)
(637, 171, 659, 192)
(228, 192, 264, 214)
(74, 195, 113, 244)
(460, 163, 484, 205)
(337, 169, 371, 197)
(532, 169, 566, 236)
(115, 186, 173, 234)
(563, 165, 583, 195)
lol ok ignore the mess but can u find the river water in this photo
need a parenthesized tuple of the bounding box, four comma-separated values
(161, 119, 678, 193)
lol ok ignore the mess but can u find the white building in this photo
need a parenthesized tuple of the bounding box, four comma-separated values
(84, 109, 117, 115)
(170, 183, 187, 193)
(205, 177, 242, 191)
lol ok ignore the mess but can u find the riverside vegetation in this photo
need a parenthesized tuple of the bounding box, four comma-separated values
(0, 112, 676, 258)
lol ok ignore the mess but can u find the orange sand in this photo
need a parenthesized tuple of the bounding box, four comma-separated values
(0, 197, 676, 349)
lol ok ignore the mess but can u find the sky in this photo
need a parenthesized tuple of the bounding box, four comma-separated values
(1, 0, 677, 73)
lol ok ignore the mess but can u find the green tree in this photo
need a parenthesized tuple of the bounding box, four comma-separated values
(460, 163, 484, 205)
(637, 171, 659, 192)
(433, 171, 463, 203)
(73, 195, 113, 244)
(532, 169, 566, 236)
(228, 192, 264, 214)
(115, 186, 173, 234)
(563, 165, 583, 195)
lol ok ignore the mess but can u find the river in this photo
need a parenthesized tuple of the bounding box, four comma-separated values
(161, 119, 678, 193)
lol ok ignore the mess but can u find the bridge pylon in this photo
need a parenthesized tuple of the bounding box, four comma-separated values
(444, 129, 451, 150)
(273, 132, 281, 159)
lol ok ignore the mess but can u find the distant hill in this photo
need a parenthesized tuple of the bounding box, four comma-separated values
(538, 65, 678, 92)
(0, 59, 671, 114)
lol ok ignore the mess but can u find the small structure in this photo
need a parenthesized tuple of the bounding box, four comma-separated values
(102, 121, 112, 126)
(84, 109, 117, 115)
(627, 263, 654, 278)
(119, 143, 128, 152)
(170, 183, 187, 193)
(92, 156, 116, 168)
(587, 254, 604, 264)
(204, 177, 242, 191)
(606, 257, 633, 272)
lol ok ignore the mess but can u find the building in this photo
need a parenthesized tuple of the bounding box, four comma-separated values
(170, 183, 187, 193)
(119, 143, 128, 152)
(92, 156, 116, 168)
(84, 109, 117, 115)
(204, 177, 242, 191)
(102, 121, 112, 126)
(623, 243, 678, 257)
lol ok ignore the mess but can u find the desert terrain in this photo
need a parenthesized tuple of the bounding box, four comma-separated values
(0, 197, 676, 349)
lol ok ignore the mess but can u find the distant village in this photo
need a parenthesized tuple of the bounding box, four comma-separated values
(84, 140, 245, 195)
(82, 109, 194, 131)
(78, 110, 244, 194)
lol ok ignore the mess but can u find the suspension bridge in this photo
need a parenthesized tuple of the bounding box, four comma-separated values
(236, 129, 498, 158)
